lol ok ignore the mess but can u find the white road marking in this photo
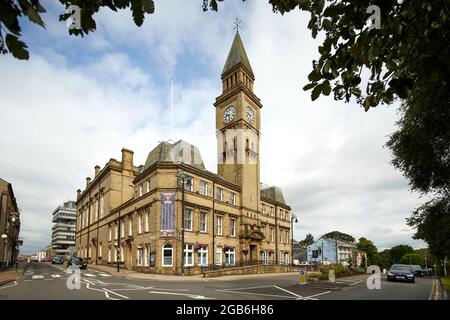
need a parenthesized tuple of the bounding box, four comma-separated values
(32, 275, 45, 280)
(273, 285, 303, 299)
(216, 289, 296, 299)
(51, 275, 62, 278)
(0, 281, 18, 289)
(221, 284, 275, 291)
(149, 291, 213, 299)
(97, 273, 112, 277)
(84, 274, 97, 277)
(302, 290, 332, 300)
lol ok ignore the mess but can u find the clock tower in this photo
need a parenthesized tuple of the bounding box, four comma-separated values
(215, 32, 262, 213)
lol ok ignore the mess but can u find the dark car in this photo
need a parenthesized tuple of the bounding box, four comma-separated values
(51, 256, 65, 264)
(66, 256, 87, 269)
(411, 265, 425, 277)
(387, 264, 415, 283)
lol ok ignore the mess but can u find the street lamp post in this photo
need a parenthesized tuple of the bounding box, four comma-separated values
(291, 214, 298, 267)
(177, 171, 189, 276)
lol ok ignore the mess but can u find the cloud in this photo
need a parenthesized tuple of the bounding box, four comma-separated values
(0, 1, 426, 254)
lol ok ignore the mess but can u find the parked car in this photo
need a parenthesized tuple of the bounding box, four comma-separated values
(66, 256, 87, 269)
(42, 257, 51, 263)
(30, 256, 39, 262)
(51, 256, 65, 264)
(387, 264, 415, 283)
(410, 265, 425, 277)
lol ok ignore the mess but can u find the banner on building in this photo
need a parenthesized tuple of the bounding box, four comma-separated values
(160, 192, 175, 238)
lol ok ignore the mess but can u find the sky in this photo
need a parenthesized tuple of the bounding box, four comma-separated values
(0, 0, 426, 254)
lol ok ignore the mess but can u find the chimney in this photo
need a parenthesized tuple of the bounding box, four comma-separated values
(95, 165, 100, 177)
(86, 177, 91, 188)
(76, 189, 81, 200)
(121, 148, 134, 171)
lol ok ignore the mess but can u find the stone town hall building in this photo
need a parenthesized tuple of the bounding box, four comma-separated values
(75, 33, 293, 275)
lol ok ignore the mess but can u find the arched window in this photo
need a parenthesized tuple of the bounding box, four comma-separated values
(162, 243, 173, 267)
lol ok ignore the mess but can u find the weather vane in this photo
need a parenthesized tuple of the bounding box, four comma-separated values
(233, 18, 242, 33)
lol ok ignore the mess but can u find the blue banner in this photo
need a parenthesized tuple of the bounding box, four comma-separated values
(160, 192, 175, 237)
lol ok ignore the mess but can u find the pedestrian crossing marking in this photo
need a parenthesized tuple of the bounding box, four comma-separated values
(32, 275, 44, 280)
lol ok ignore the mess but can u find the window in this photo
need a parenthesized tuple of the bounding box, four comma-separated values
(197, 246, 208, 266)
(144, 245, 148, 266)
(139, 184, 143, 197)
(162, 244, 173, 267)
(108, 248, 111, 263)
(284, 252, 289, 265)
(137, 248, 143, 266)
(128, 218, 132, 236)
(199, 212, 207, 233)
(261, 250, 269, 264)
(269, 207, 273, 216)
(216, 187, 223, 201)
(100, 195, 104, 218)
(185, 177, 193, 192)
(270, 227, 275, 242)
(88, 246, 91, 258)
(184, 208, 193, 231)
(216, 247, 223, 266)
(109, 225, 112, 241)
(94, 200, 98, 221)
(230, 218, 236, 237)
(146, 179, 151, 193)
(225, 247, 235, 266)
(98, 244, 102, 258)
(199, 180, 208, 196)
(145, 209, 150, 232)
(184, 244, 194, 267)
(138, 214, 142, 234)
(121, 221, 125, 238)
(120, 245, 124, 262)
(217, 216, 223, 235)
(230, 192, 236, 205)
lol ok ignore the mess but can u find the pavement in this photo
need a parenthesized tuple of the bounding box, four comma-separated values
(0, 262, 439, 300)
(0, 262, 27, 286)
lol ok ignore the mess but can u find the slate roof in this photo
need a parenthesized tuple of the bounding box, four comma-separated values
(222, 32, 254, 77)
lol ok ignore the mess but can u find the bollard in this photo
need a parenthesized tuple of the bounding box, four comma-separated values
(329, 269, 336, 283)
(298, 269, 307, 285)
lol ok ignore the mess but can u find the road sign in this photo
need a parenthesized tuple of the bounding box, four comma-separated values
(298, 269, 306, 285)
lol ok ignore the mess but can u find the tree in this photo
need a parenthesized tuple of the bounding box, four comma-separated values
(400, 253, 425, 267)
(0, 0, 156, 59)
(373, 249, 392, 270)
(407, 196, 450, 260)
(323, 231, 355, 244)
(390, 245, 414, 264)
(299, 233, 315, 247)
(357, 237, 378, 265)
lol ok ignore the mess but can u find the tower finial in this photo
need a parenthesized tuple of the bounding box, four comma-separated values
(233, 18, 241, 33)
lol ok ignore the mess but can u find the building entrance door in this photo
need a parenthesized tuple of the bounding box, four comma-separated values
(249, 245, 257, 265)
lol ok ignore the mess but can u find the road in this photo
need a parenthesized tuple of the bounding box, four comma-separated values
(0, 262, 434, 300)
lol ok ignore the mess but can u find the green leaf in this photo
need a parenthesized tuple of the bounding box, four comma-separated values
(322, 81, 331, 96)
(114, 0, 130, 9)
(308, 69, 321, 81)
(311, 84, 322, 101)
(131, 0, 144, 26)
(303, 82, 316, 91)
(322, 19, 332, 31)
(5, 34, 29, 60)
(142, 0, 155, 14)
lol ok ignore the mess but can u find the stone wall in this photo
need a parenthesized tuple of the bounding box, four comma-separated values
(203, 264, 300, 278)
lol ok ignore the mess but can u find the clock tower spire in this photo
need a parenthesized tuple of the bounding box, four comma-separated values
(215, 32, 262, 213)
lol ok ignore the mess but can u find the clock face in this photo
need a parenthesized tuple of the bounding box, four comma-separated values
(223, 106, 236, 124)
(246, 106, 255, 124)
